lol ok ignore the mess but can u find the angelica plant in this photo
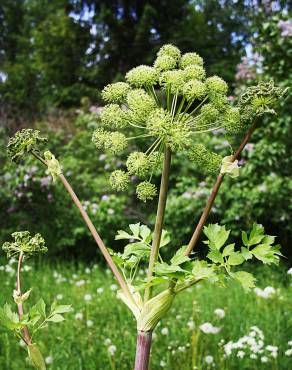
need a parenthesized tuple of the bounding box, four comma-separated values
(5, 44, 287, 370)
(0, 231, 72, 370)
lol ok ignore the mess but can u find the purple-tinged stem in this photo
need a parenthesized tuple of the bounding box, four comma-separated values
(134, 331, 153, 370)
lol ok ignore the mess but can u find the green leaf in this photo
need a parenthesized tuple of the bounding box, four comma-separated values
(241, 247, 253, 260)
(251, 244, 281, 265)
(160, 230, 170, 248)
(129, 223, 140, 238)
(241, 231, 249, 247)
(143, 276, 169, 288)
(155, 262, 184, 275)
(0, 304, 23, 330)
(35, 299, 46, 318)
(248, 223, 265, 246)
(222, 243, 235, 257)
(227, 252, 245, 266)
(140, 225, 152, 243)
(170, 246, 190, 266)
(262, 235, 275, 245)
(207, 249, 224, 264)
(124, 255, 139, 268)
(50, 303, 72, 315)
(192, 260, 214, 280)
(123, 242, 150, 259)
(203, 224, 230, 250)
(233, 271, 256, 291)
(115, 230, 132, 240)
(47, 314, 65, 323)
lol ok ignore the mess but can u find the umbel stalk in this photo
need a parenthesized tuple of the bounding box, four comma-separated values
(144, 147, 171, 301)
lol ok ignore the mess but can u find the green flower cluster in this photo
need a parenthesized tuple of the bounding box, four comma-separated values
(91, 44, 285, 201)
(189, 144, 222, 174)
(2, 231, 47, 258)
(7, 129, 47, 162)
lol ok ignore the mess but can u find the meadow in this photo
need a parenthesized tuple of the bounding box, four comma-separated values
(0, 260, 291, 370)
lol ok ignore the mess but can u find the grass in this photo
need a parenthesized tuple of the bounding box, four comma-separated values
(0, 259, 291, 370)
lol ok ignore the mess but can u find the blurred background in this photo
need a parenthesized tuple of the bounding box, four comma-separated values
(0, 0, 291, 261)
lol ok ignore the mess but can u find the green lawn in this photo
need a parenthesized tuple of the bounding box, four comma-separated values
(0, 260, 291, 370)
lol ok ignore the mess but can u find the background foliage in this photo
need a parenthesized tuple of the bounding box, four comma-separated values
(0, 0, 291, 261)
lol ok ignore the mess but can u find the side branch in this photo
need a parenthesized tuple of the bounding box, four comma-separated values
(32, 152, 134, 304)
(185, 118, 259, 256)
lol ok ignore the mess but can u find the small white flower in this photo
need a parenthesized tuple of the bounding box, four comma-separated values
(108, 345, 117, 355)
(97, 287, 104, 294)
(110, 284, 118, 291)
(84, 294, 92, 301)
(266, 345, 278, 352)
(104, 338, 111, 345)
(205, 355, 214, 364)
(288, 340, 292, 346)
(261, 356, 268, 363)
(76, 280, 85, 287)
(250, 354, 257, 359)
(199, 322, 221, 334)
(160, 360, 166, 367)
(56, 294, 63, 300)
(75, 312, 83, 320)
(287, 267, 292, 275)
(107, 208, 114, 215)
(187, 320, 195, 330)
(86, 320, 94, 327)
(214, 308, 225, 319)
(161, 327, 169, 336)
(285, 348, 292, 356)
(45, 356, 53, 365)
(19, 339, 26, 347)
(237, 351, 245, 359)
(85, 267, 91, 274)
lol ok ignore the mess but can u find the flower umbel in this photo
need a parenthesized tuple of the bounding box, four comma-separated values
(7, 129, 47, 162)
(2, 231, 47, 258)
(91, 44, 286, 201)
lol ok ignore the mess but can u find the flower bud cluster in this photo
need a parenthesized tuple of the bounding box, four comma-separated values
(101, 82, 130, 103)
(92, 129, 127, 154)
(126, 152, 149, 177)
(136, 181, 157, 202)
(126, 66, 159, 87)
(239, 80, 288, 119)
(2, 231, 47, 258)
(7, 129, 47, 162)
(109, 170, 130, 191)
(189, 144, 222, 174)
(100, 104, 128, 128)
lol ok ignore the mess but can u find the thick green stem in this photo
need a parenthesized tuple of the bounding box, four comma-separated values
(16, 252, 31, 345)
(144, 147, 171, 302)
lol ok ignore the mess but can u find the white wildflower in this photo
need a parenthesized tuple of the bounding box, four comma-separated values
(108, 345, 117, 355)
(261, 356, 268, 363)
(45, 356, 53, 365)
(110, 284, 118, 291)
(187, 320, 195, 330)
(199, 322, 221, 334)
(160, 360, 166, 367)
(161, 327, 169, 335)
(84, 294, 92, 301)
(75, 312, 83, 320)
(205, 355, 214, 364)
(56, 294, 63, 300)
(285, 348, 292, 356)
(86, 320, 94, 328)
(237, 351, 245, 358)
(97, 287, 104, 294)
(76, 280, 85, 287)
(214, 308, 225, 319)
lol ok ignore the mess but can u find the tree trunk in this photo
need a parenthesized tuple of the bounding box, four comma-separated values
(134, 331, 152, 370)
